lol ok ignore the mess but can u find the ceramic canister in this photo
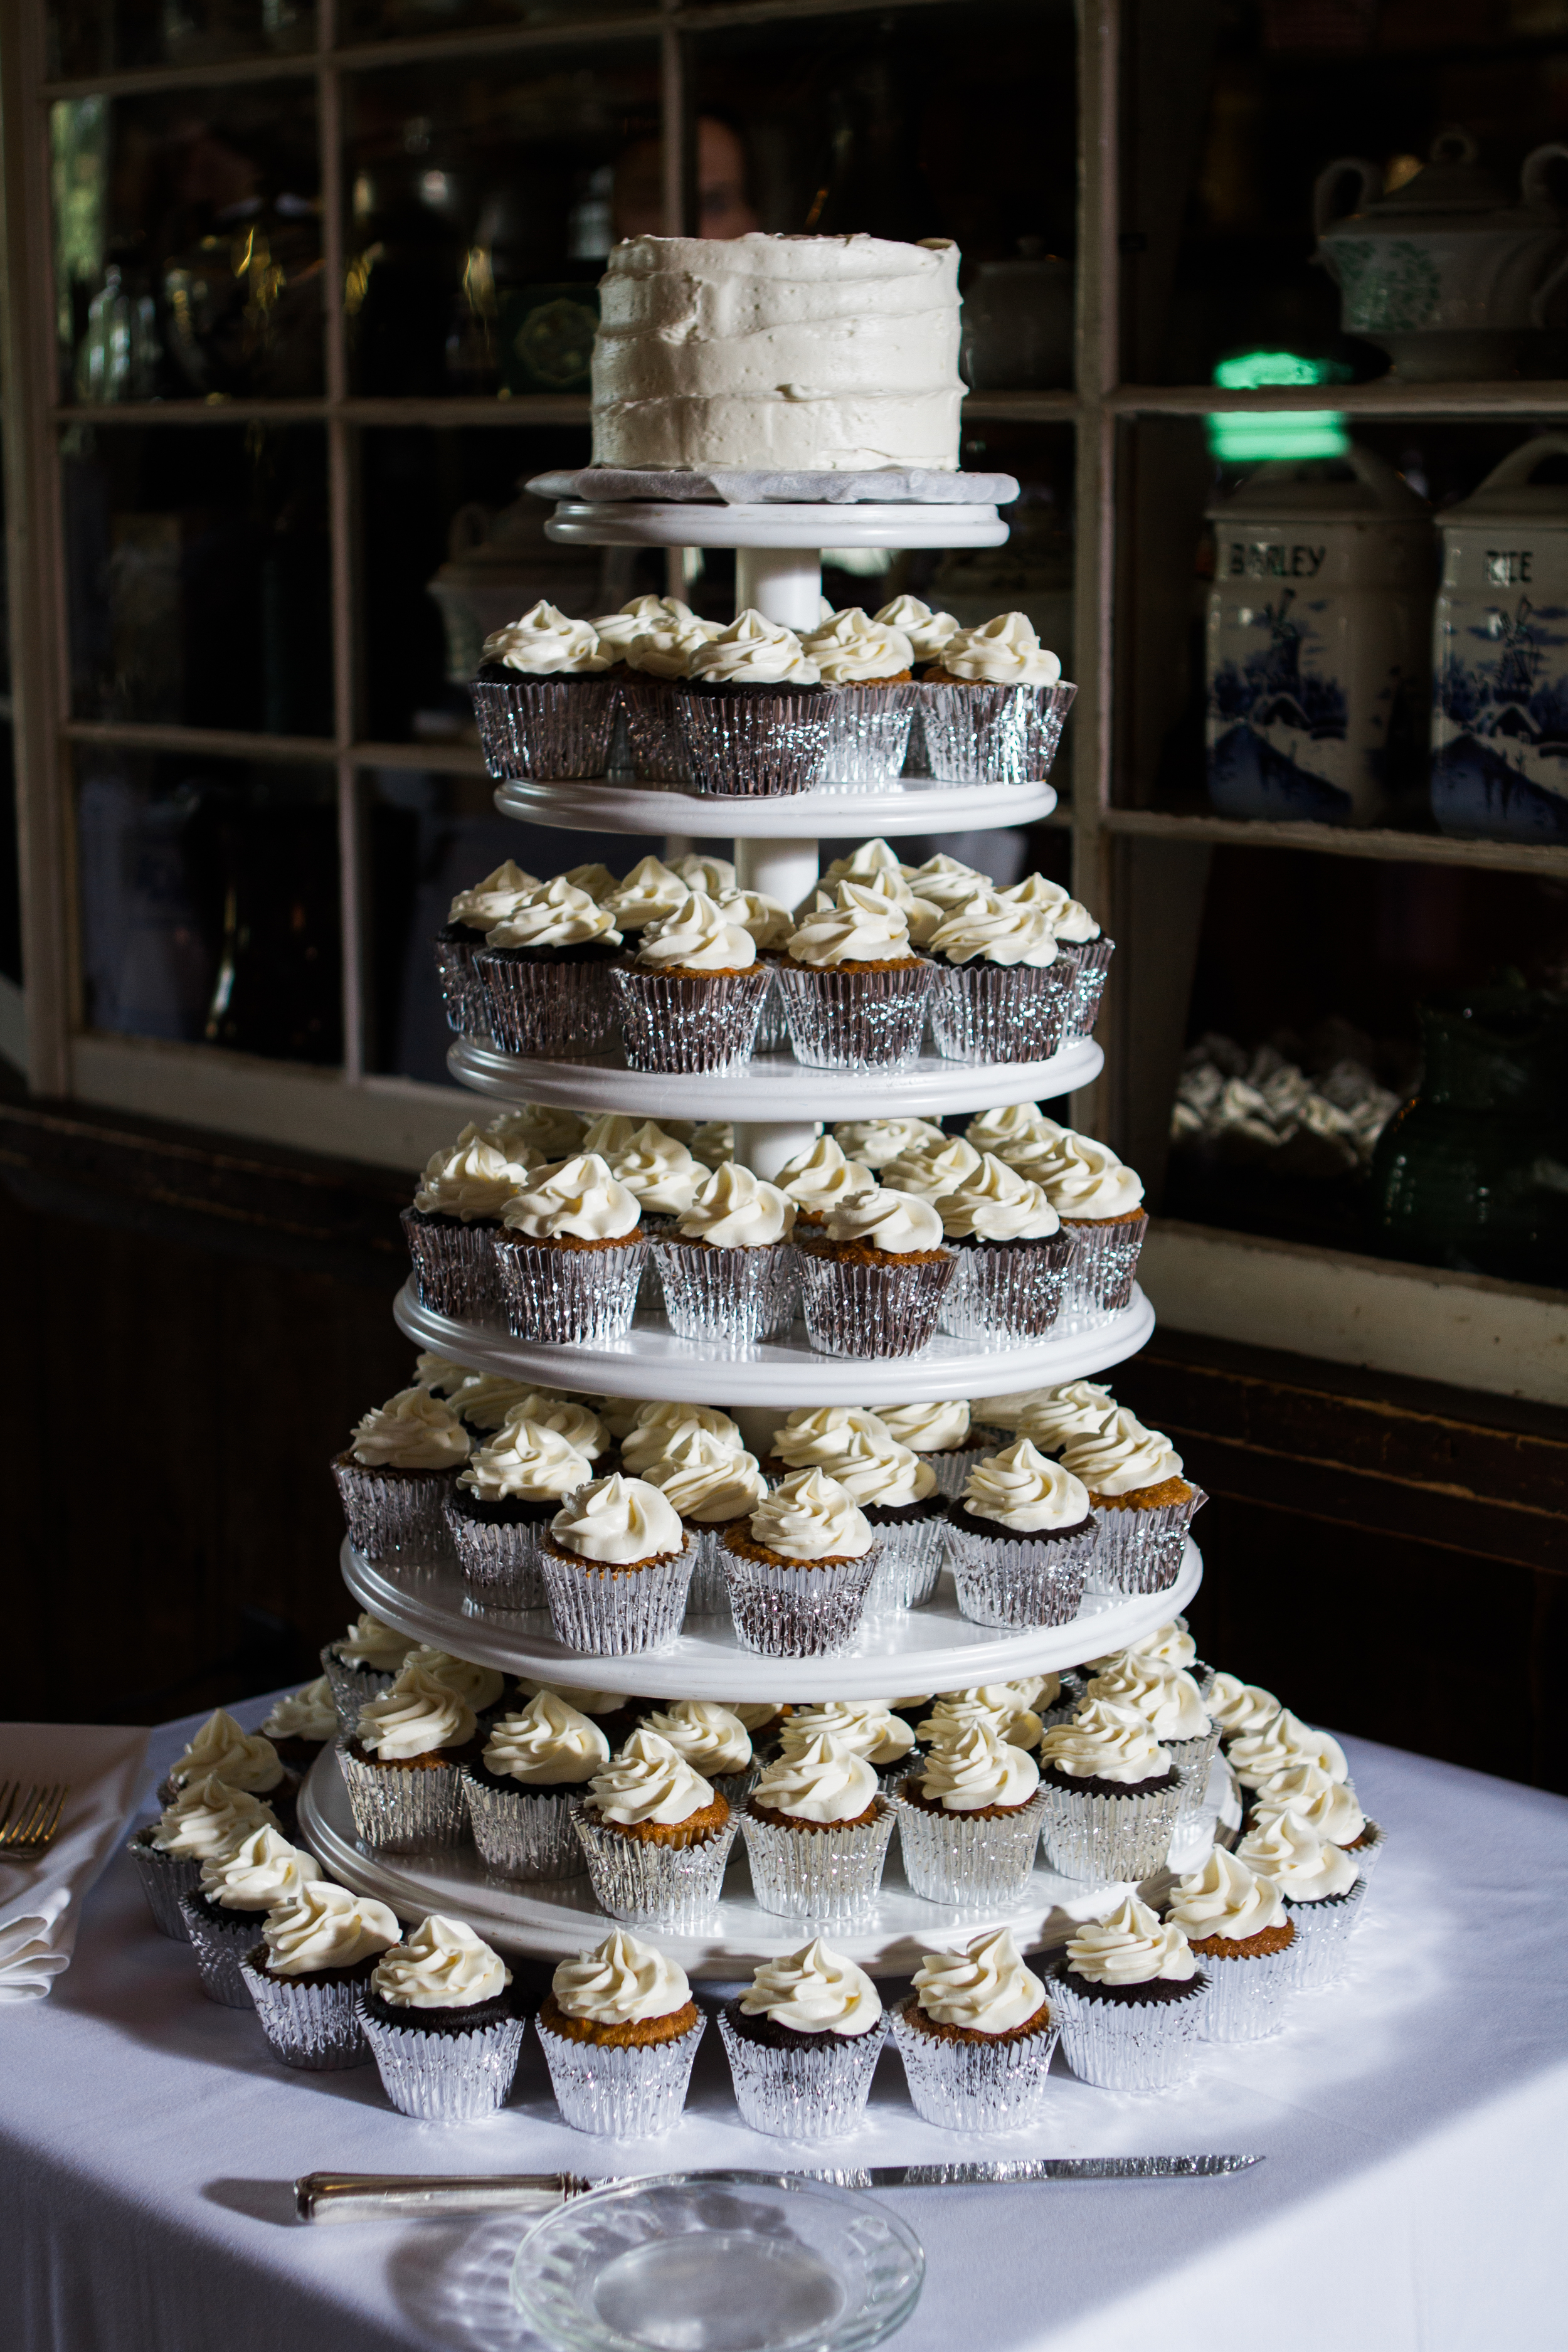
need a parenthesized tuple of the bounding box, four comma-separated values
(1205, 447, 1433, 827)
(1431, 434, 1568, 844)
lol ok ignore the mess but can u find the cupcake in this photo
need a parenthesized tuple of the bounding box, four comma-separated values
(574, 1729, 736, 1928)
(899, 851, 987, 914)
(1006, 1126, 1148, 1321)
(1236, 1813, 1365, 1991)
(673, 608, 832, 797)
(637, 1700, 758, 1808)
(897, 1724, 1046, 1908)
(606, 1123, 712, 1252)
(1205, 1672, 1281, 1742)
(639, 1431, 769, 1612)
(620, 610, 726, 781)
(492, 1155, 647, 1346)
(798, 607, 918, 783)
(471, 599, 618, 780)
(830, 1113, 946, 1170)
(773, 1700, 916, 1794)
(537, 1474, 696, 1654)
(128, 1776, 280, 1941)
(618, 1401, 744, 1475)
(332, 1389, 470, 1567)
(719, 1939, 888, 2138)
(1037, 1699, 1185, 1885)
(1246, 1762, 1374, 1870)
(160, 1708, 294, 1813)
(402, 1130, 529, 1320)
(515, 1680, 646, 1754)
(613, 892, 773, 1075)
(945, 1440, 1096, 1629)
(470, 881, 623, 1059)
(919, 610, 1069, 783)
(599, 854, 690, 938)
(893, 1927, 1057, 2131)
(741, 1734, 896, 1927)
(718, 1471, 881, 1658)
(768, 1419, 943, 1614)
(797, 1185, 954, 1359)
(447, 1417, 596, 1607)
(933, 1155, 1073, 1341)
(338, 1661, 482, 1852)
(763, 1403, 888, 1475)
(401, 1644, 506, 1721)
(433, 859, 538, 1039)
(773, 1135, 877, 1231)
(1116, 1617, 1210, 1683)
(1083, 1658, 1218, 1829)
(1049, 1895, 1208, 2090)
(358, 1914, 523, 2121)
(238, 1878, 401, 2072)
(926, 889, 1071, 1064)
(320, 1611, 414, 1729)
(997, 873, 1114, 1044)
(1059, 1411, 1206, 1596)
(258, 1677, 340, 1772)
(776, 883, 932, 1074)
(536, 1929, 705, 2137)
(180, 1825, 320, 2007)
(653, 1163, 798, 1344)
(462, 1691, 608, 1881)
(866, 1397, 1007, 1499)
(1163, 1850, 1296, 2043)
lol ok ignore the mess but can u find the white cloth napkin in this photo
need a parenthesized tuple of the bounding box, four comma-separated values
(0, 1722, 150, 2002)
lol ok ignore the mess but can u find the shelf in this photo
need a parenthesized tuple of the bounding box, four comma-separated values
(447, 1035, 1102, 1120)
(1102, 807, 1568, 876)
(297, 1732, 1227, 1978)
(1111, 382, 1568, 420)
(340, 1536, 1202, 1704)
(494, 776, 1059, 837)
(392, 1276, 1157, 1404)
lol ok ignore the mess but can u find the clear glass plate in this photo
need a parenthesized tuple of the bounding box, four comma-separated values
(510, 2171, 924, 2352)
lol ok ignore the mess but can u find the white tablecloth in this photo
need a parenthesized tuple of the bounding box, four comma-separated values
(3, 1696, 1564, 2352)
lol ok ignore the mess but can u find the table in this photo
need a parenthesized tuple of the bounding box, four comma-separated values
(3, 1694, 1564, 2352)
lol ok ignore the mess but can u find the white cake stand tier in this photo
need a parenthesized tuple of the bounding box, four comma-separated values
(493, 777, 1058, 838)
(341, 1537, 1202, 1703)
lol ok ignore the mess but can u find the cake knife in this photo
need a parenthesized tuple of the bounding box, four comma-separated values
(296, 2156, 1262, 2222)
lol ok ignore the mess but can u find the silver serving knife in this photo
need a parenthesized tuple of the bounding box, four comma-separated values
(296, 2156, 1261, 2223)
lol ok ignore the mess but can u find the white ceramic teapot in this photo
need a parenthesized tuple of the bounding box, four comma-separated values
(1315, 131, 1568, 380)
(1430, 433, 1568, 842)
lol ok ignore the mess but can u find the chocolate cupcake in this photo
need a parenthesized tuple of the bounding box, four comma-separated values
(1205, 1671, 1283, 1745)
(471, 599, 618, 781)
(927, 888, 1071, 1064)
(1060, 1410, 1206, 1597)
(672, 609, 834, 797)
(617, 1401, 745, 1476)
(1163, 1849, 1296, 2043)
(1006, 1125, 1148, 1323)
(893, 1927, 1058, 2131)
(1050, 1896, 1209, 2090)
(338, 1662, 484, 1853)
(159, 1708, 295, 1817)
(257, 1678, 340, 1772)
(776, 882, 933, 1074)
(493, 1155, 647, 1347)
(358, 1915, 524, 2121)
(946, 1439, 1096, 1629)
(1237, 1813, 1365, 1991)
(433, 859, 538, 1039)
(332, 1389, 470, 1569)
(179, 1825, 320, 2007)
(766, 1416, 944, 1615)
(403, 1126, 531, 1318)
(1227, 1708, 1351, 1793)
(613, 892, 773, 1075)
(1083, 1658, 1217, 1831)
(619, 612, 724, 781)
(462, 1691, 608, 1882)
(772, 1700, 916, 1795)
(127, 1776, 281, 1941)
(741, 1734, 896, 1929)
(933, 1155, 1073, 1341)
(447, 1417, 596, 1607)
(719, 1940, 888, 2139)
(470, 879, 623, 1059)
(573, 1728, 736, 1929)
(537, 1473, 696, 1655)
(238, 1879, 401, 2072)
(1037, 1698, 1185, 1885)
(653, 1163, 798, 1344)
(719, 1471, 880, 1658)
(797, 1184, 954, 1360)
(866, 1397, 1008, 1500)
(536, 1929, 706, 2137)
(995, 872, 1114, 1044)
(896, 1724, 1047, 1908)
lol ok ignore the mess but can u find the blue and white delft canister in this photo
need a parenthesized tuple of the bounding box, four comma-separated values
(1430, 433, 1568, 843)
(1205, 447, 1433, 826)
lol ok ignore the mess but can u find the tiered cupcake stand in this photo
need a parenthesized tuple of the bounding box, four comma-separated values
(296, 487, 1207, 1974)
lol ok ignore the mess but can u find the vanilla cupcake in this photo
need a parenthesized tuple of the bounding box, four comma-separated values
(718, 1470, 880, 1658)
(239, 1878, 401, 2072)
(773, 1135, 877, 1231)
(607, 1122, 711, 1232)
(673, 608, 832, 797)
(1037, 1698, 1184, 1885)
(638, 1700, 758, 1806)
(402, 1130, 529, 1319)
(654, 1162, 798, 1344)
(472, 598, 618, 780)
(359, 1914, 522, 2122)
(638, 1430, 769, 1611)
(919, 609, 1069, 784)
(933, 1153, 1073, 1342)
(867, 1397, 1007, 1498)
(613, 891, 773, 1074)
(719, 1940, 887, 2139)
(536, 1928, 705, 2137)
(1060, 1409, 1205, 1596)
(538, 1473, 695, 1655)
(1084, 1658, 1217, 1828)
(1163, 1850, 1295, 2043)
(339, 1661, 482, 1852)
(1007, 1125, 1148, 1322)
(320, 1611, 413, 1729)
(462, 1690, 609, 1881)
(433, 859, 539, 1039)
(1237, 1812, 1365, 1991)
(332, 1389, 470, 1567)
(775, 1700, 916, 1793)
(797, 1184, 954, 1359)
(946, 1439, 1095, 1629)
(470, 878, 623, 1059)
(791, 607, 914, 780)
(574, 1727, 736, 1928)
(715, 886, 797, 1049)
(258, 1677, 340, 1771)
(446, 1417, 595, 1605)
(180, 1826, 320, 2008)
(493, 1153, 646, 1346)
(768, 1417, 943, 1614)
(1050, 1895, 1207, 2090)
(127, 1776, 282, 1940)
(831, 1113, 946, 1170)
(743, 1734, 896, 1927)
(893, 1927, 1057, 2131)
(776, 882, 933, 1074)
(927, 887, 1071, 1064)
(897, 1724, 1046, 1908)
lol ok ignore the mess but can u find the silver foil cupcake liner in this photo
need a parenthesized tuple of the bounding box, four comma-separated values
(1086, 1488, 1207, 1597)
(538, 1536, 696, 1655)
(432, 931, 491, 1040)
(940, 1241, 1072, 1341)
(1194, 1941, 1296, 2043)
(1284, 1878, 1366, 1991)
(929, 960, 1070, 1066)
(462, 1772, 586, 1881)
(493, 1234, 647, 1346)
(401, 1209, 501, 1322)
(469, 951, 617, 1059)
(337, 1739, 472, 1853)
(719, 1542, 879, 1658)
(321, 1647, 401, 1732)
(672, 686, 836, 798)
(359, 2002, 526, 2121)
(573, 1811, 738, 1929)
(1055, 936, 1116, 1042)
(753, 967, 790, 1052)
(918, 679, 1075, 785)
(893, 1791, 1048, 1908)
(892, 2010, 1060, 2132)
(618, 674, 683, 784)
(682, 1523, 734, 1616)
(470, 674, 620, 781)
(718, 2011, 890, 2139)
(612, 966, 773, 1074)
(1347, 1821, 1385, 1883)
(1049, 1968, 1209, 2090)
(775, 959, 933, 1074)
(653, 1237, 798, 1344)
(332, 1459, 458, 1569)
(181, 1895, 266, 2006)
(239, 1952, 374, 2071)
(740, 1799, 896, 1928)
(1038, 1769, 1186, 1885)
(862, 1515, 946, 1615)
(946, 1522, 1094, 1629)
(817, 682, 919, 785)
(446, 1502, 549, 1609)
(127, 1835, 202, 1940)
(1168, 1729, 1221, 1828)
(918, 1434, 1010, 1500)
(536, 2011, 706, 2137)
(1061, 1214, 1149, 1322)
(797, 1250, 955, 1359)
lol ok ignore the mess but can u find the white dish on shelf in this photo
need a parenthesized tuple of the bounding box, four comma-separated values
(392, 1278, 1156, 1405)
(543, 499, 1010, 552)
(338, 1536, 1202, 1703)
(446, 1036, 1102, 1119)
(297, 1732, 1220, 1978)
(492, 776, 1059, 838)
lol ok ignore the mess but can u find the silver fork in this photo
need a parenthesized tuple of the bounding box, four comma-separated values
(0, 1783, 70, 1862)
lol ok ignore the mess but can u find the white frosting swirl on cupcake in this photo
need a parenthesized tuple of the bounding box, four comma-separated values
(1205, 1673, 1281, 1737)
(752, 1732, 877, 1823)
(642, 1428, 768, 1525)
(484, 600, 610, 675)
(822, 1185, 945, 1254)
(333, 1613, 412, 1671)
(960, 1438, 1090, 1533)
(740, 1937, 883, 2036)
(1039, 1698, 1170, 1786)
(448, 860, 539, 930)
(1248, 1763, 1365, 1846)
(150, 1776, 278, 1860)
(484, 879, 621, 953)
(1059, 1410, 1183, 1498)
(879, 1133, 981, 1200)
(485, 1103, 586, 1159)
(492, 1392, 608, 1458)
(913, 1927, 1045, 2032)
(786, 881, 913, 969)
(626, 614, 723, 679)
(1066, 1894, 1196, 1984)
(934, 610, 1061, 687)
(688, 608, 818, 686)
(448, 1370, 551, 1429)
(501, 1153, 641, 1242)
(831, 1115, 945, 1168)
(405, 1648, 505, 1714)
(783, 1424, 935, 1511)
(775, 1135, 877, 1219)
(167, 1709, 284, 1796)
(964, 1101, 1052, 1153)
(1227, 1709, 1350, 1790)
(356, 1664, 477, 1760)
(637, 890, 758, 973)
(916, 1723, 1040, 1812)
(483, 1693, 610, 1785)
(800, 606, 914, 682)
(618, 1401, 744, 1475)
(778, 1701, 914, 1768)
(1085, 1661, 1210, 1742)
(746, 1469, 874, 1561)
(640, 1700, 752, 1776)
(552, 1929, 690, 2023)
(610, 1122, 710, 1216)
(586, 1728, 716, 1826)
(371, 1914, 511, 2010)
(1165, 1849, 1288, 1944)
(260, 1678, 339, 1745)
(930, 888, 1059, 969)
(561, 861, 617, 901)
(413, 1135, 526, 1221)
(198, 1825, 319, 1912)
(1237, 1813, 1361, 1903)
(675, 1161, 795, 1248)
(903, 852, 987, 912)
(873, 595, 958, 662)
(262, 1879, 401, 1976)
(1014, 1129, 1145, 1221)
(600, 856, 690, 933)
(590, 592, 689, 654)
(936, 1153, 1061, 1242)
(917, 1690, 1044, 1752)
(868, 1397, 972, 1452)
(458, 1419, 594, 1504)
(770, 1405, 889, 1466)
(999, 872, 1101, 941)
(350, 1389, 471, 1471)
(717, 887, 795, 951)
(549, 1474, 685, 1567)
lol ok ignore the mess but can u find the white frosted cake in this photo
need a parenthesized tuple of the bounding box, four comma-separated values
(591, 233, 963, 472)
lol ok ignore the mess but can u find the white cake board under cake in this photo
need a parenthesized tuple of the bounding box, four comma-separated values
(492, 776, 1059, 837)
(339, 1538, 1203, 1703)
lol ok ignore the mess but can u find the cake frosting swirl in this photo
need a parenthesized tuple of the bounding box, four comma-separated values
(1237, 1813, 1361, 1902)
(1066, 1894, 1197, 1985)
(1164, 1849, 1288, 1944)
(610, 1123, 710, 1216)
(912, 1926, 1044, 2032)
(448, 861, 539, 930)
(1085, 1661, 1210, 1742)
(356, 1664, 477, 1760)
(1227, 1709, 1350, 1789)
(149, 1775, 279, 1860)
(260, 1679, 339, 1745)
(600, 856, 690, 933)
(933, 610, 1061, 687)
(1059, 1410, 1183, 1498)
(482, 600, 611, 676)
(371, 1914, 511, 2010)
(915, 1722, 1040, 1812)
(1012, 1382, 1116, 1454)
(787, 880, 913, 969)
(775, 1135, 877, 1219)
(586, 1728, 715, 1825)
(640, 1700, 753, 1777)
(197, 1825, 319, 1912)
(874, 595, 958, 662)
(482, 1693, 610, 1785)
(501, 1153, 641, 1242)
(637, 890, 758, 973)
(458, 1419, 594, 1504)
(166, 1709, 285, 1795)
(739, 1937, 882, 2035)
(960, 1438, 1089, 1533)
(800, 606, 914, 683)
(642, 1428, 768, 1523)
(483, 879, 620, 953)
(675, 1160, 795, 1247)
(935, 1153, 1060, 1242)
(867, 1397, 973, 1453)
(350, 1388, 471, 1471)
(551, 1928, 689, 2024)
(620, 1402, 744, 1473)
(822, 1184, 945, 1254)
(1039, 1698, 1170, 1786)
(751, 1732, 877, 1823)
(262, 1878, 401, 1976)
(745, 1468, 874, 1561)
(688, 608, 819, 686)
(929, 889, 1059, 969)
(778, 1701, 914, 1767)
(1248, 1762, 1365, 1846)
(1205, 1673, 1281, 1737)
(413, 1134, 526, 1221)
(332, 1613, 412, 1671)
(549, 1473, 685, 1566)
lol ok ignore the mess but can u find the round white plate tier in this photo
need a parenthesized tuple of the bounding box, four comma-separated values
(339, 1537, 1202, 1703)
(492, 776, 1058, 837)
(393, 1278, 1155, 1404)
(544, 499, 1009, 552)
(297, 1739, 1222, 1978)
(447, 1036, 1103, 1120)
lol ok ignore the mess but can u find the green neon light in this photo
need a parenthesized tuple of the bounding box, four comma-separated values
(1207, 350, 1350, 463)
